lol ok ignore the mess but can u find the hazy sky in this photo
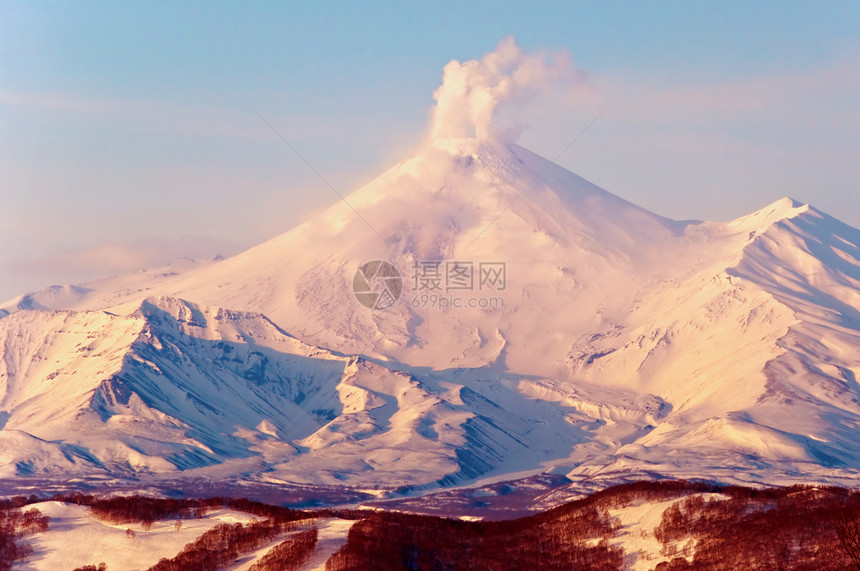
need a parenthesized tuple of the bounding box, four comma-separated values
(2, 1, 859, 301)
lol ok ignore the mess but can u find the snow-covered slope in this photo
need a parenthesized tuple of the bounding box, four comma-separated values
(1, 135, 859, 493)
(15, 502, 260, 571)
(0, 295, 566, 487)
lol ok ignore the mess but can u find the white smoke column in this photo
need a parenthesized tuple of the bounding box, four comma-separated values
(430, 37, 575, 141)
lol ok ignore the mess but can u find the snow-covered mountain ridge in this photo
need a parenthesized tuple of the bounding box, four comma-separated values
(1, 137, 859, 494)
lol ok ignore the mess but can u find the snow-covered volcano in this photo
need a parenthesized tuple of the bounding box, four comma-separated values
(2, 132, 859, 493)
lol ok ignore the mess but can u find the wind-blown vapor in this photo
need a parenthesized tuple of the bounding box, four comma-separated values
(430, 37, 575, 142)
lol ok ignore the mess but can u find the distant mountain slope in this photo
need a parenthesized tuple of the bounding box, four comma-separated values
(0, 296, 578, 487)
(1, 137, 858, 493)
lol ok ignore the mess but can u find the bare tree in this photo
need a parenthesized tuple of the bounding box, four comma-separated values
(834, 508, 860, 571)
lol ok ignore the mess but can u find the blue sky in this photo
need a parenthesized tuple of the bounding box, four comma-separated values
(1, 1, 859, 300)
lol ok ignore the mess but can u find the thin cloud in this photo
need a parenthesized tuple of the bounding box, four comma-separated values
(2, 235, 242, 281)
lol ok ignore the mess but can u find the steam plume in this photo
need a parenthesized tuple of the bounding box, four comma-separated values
(430, 37, 575, 142)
